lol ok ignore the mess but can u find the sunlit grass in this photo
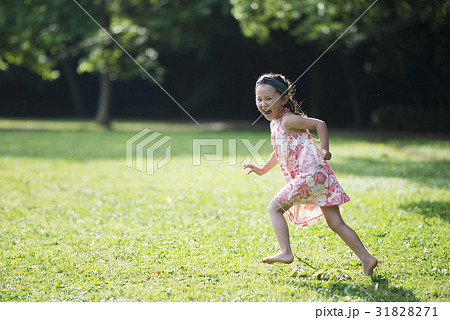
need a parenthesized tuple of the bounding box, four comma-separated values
(0, 119, 449, 301)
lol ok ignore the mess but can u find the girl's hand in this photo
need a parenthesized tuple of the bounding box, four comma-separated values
(243, 163, 265, 175)
(321, 150, 332, 161)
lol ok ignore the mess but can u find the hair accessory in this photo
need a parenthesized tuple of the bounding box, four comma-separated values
(255, 76, 289, 95)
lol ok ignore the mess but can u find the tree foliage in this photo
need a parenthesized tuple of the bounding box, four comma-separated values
(230, 0, 450, 125)
(1, 0, 448, 128)
(0, 0, 164, 82)
(0, 0, 225, 126)
(230, 0, 449, 48)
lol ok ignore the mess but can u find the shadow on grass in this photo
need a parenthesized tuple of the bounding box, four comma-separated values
(333, 157, 449, 188)
(0, 129, 271, 161)
(399, 200, 450, 223)
(0, 119, 269, 133)
(290, 274, 419, 302)
(1, 128, 448, 188)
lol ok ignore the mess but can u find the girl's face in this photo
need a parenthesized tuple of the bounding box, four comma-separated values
(255, 84, 288, 121)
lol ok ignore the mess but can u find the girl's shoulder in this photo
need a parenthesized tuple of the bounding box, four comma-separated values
(281, 111, 307, 133)
(282, 110, 304, 120)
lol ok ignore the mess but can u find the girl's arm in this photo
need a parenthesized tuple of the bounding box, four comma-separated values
(283, 114, 332, 160)
(243, 151, 278, 175)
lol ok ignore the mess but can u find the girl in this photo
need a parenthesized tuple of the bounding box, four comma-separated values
(243, 73, 378, 276)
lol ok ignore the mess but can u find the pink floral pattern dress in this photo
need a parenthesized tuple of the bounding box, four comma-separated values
(271, 109, 351, 227)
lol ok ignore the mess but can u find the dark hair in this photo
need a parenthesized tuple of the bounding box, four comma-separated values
(256, 73, 304, 116)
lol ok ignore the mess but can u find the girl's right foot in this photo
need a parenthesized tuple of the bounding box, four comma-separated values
(362, 256, 378, 276)
(261, 252, 294, 264)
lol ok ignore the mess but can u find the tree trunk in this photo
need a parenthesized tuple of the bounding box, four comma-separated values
(95, 0, 112, 129)
(95, 73, 112, 129)
(401, 74, 423, 110)
(61, 59, 84, 117)
(340, 54, 362, 128)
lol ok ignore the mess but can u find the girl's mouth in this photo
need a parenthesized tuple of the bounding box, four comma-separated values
(264, 110, 272, 116)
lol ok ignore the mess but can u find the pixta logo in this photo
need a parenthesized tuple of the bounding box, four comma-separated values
(126, 129, 172, 176)
(126, 129, 292, 175)
(192, 138, 266, 166)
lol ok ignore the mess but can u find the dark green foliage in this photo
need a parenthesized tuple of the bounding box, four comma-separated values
(371, 105, 450, 131)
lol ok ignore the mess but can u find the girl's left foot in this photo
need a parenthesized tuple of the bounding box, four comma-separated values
(261, 252, 294, 264)
(362, 256, 378, 276)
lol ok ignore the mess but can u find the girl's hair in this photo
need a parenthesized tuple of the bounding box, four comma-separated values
(256, 73, 305, 116)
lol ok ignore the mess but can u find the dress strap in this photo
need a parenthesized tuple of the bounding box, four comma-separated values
(281, 107, 290, 117)
(272, 108, 291, 128)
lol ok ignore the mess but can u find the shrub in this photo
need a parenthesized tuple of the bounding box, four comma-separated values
(371, 104, 450, 132)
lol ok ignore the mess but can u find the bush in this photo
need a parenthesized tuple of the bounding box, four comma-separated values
(371, 104, 450, 132)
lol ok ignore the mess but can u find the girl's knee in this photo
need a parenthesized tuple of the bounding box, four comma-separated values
(327, 219, 346, 233)
(322, 205, 345, 232)
(326, 220, 340, 233)
(267, 199, 285, 215)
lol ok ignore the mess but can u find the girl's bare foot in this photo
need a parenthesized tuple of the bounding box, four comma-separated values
(261, 252, 294, 264)
(362, 256, 378, 276)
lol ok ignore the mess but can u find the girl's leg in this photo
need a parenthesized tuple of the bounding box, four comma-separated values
(262, 199, 294, 264)
(321, 205, 378, 276)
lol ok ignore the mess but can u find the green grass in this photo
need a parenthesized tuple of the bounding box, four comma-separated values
(0, 119, 449, 301)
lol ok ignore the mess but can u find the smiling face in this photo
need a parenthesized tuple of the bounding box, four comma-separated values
(255, 84, 288, 121)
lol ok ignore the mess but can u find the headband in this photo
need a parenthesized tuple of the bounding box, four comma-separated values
(255, 76, 289, 95)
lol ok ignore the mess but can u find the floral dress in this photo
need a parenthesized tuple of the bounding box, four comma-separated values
(271, 109, 351, 227)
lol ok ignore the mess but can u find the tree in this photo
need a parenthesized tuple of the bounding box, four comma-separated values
(0, 0, 232, 127)
(230, 0, 450, 127)
(0, 1, 94, 116)
(0, 0, 163, 128)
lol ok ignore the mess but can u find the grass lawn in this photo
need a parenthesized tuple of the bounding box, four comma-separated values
(0, 118, 449, 302)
